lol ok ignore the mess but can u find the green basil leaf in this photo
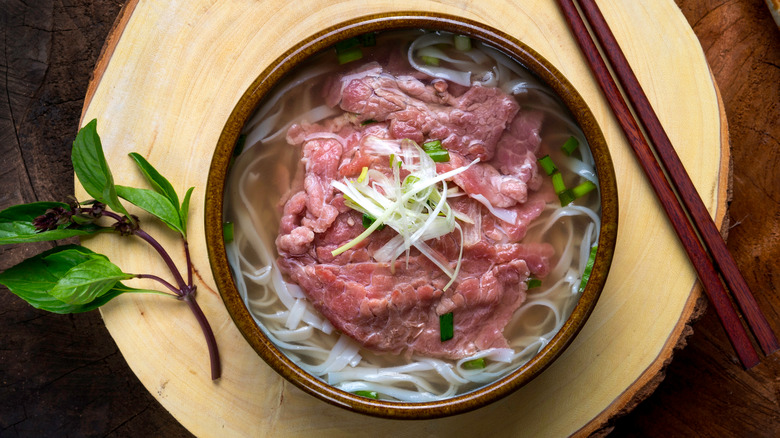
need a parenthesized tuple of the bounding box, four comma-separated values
(179, 187, 194, 238)
(71, 119, 129, 218)
(49, 256, 132, 304)
(127, 152, 180, 208)
(115, 185, 183, 234)
(1, 202, 105, 243)
(0, 245, 129, 313)
(0, 202, 104, 243)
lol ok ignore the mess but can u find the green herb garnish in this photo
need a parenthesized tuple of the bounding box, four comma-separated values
(440, 312, 454, 341)
(353, 390, 379, 399)
(223, 222, 234, 243)
(463, 358, 486, 370)
(362, 213, 385, 230)
(526, 278, 542, 289)
(562, 136, 579, 155)
(422, 55, 440, 66)
(422, 140, 450, 162)
(0, 119, 220, 380)
(537, 155, 557, 176)
(454, 35, 472, 51)
(572, 180, 597, 199)
(337, 47, 363, 65)
(578, 245, 598, 293)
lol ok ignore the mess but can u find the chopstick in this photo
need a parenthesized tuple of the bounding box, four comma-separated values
(556, 0, 778, 368)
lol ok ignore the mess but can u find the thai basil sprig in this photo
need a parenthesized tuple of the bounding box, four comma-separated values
(0, 119, 220, 380)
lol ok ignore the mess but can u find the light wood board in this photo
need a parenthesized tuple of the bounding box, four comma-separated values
(79, 1, 728, 436)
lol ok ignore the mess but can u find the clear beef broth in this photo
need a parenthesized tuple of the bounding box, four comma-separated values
(224, 30, 601, 401)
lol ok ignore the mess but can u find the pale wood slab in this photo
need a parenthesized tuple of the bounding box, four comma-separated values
(79, 0, 727, 436)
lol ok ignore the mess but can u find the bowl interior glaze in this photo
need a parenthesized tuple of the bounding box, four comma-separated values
(205, 12, 618, 419)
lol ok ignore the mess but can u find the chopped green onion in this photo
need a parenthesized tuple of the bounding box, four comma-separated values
(454, 35, 472, 51)
(422, 139, 443, 152)
(330, 140, 478, 289)
(357, 166, 368, 183)
(551, 172, 567, 194)
(353, 390, 378, 399)
(421, 55, 440, 66)
(538, 155, 558, 176)
(223, 222, 234, 243)
(440, 312, 454, 341)
(578, 245, 598, 293)
(335, 37, 360, 53)
(361, 119, 378, 126)
(463, 358, 486, 370)
(562, 136, 579, 155)
(526, 278, 542, 289)
(362, 213, 384, 230)
(337, 47, 363, 65)
(572, 180, 597, 198)
(558, 189, 576, 206)
(426, 150, 450, 162)
(358, 33, 376, 47)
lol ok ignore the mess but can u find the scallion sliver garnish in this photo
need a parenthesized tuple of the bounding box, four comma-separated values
(578, 245, 598, 293)
(330, 140, 479, 290)
(440, 312, 454, 341)
(353, 390, 379, 399)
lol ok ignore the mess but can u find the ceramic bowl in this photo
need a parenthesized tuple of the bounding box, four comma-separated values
(205, 12, 618, 419)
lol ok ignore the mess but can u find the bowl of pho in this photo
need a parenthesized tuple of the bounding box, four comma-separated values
(206, 12, 618, 419)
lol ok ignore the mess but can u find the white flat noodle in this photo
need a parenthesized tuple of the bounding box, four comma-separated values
(336, 382, 448, 403)
(305, 335, 362, 375)
(284, 281, 306, 299)
(274, 326, 314, 343)
(469, 193, 518, 224)
(560, 154, 598, 185)
(223, 30, 605, 403)
(286, 299, 307, 329)
(243, 63, 333, 132)
(408, 35, 471, 86)
(244, 264, 272, 284)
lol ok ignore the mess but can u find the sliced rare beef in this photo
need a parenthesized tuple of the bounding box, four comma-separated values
(276, 63, 554, 359)
(330, 62, 519, 161)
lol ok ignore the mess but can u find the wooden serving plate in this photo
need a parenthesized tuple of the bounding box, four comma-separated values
(79, 0, 727, 436)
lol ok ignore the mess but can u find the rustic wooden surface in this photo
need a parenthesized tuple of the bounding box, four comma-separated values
(0, 0, 777, 436)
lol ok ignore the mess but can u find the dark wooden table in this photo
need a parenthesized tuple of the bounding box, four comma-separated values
(1, 1, 778, 436)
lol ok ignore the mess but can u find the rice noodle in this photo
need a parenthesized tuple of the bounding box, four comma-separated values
(223, 30, 603, 402)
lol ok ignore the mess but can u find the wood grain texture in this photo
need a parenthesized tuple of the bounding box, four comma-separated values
(77, 0, 724, 436)
(0, 0, 777, 437)
(0, 1, 190, 436)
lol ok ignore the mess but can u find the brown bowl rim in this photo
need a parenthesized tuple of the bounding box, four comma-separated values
(205, 11, 618, 420)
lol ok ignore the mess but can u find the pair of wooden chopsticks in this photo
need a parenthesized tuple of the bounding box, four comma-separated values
(557, 0, 778, 368)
